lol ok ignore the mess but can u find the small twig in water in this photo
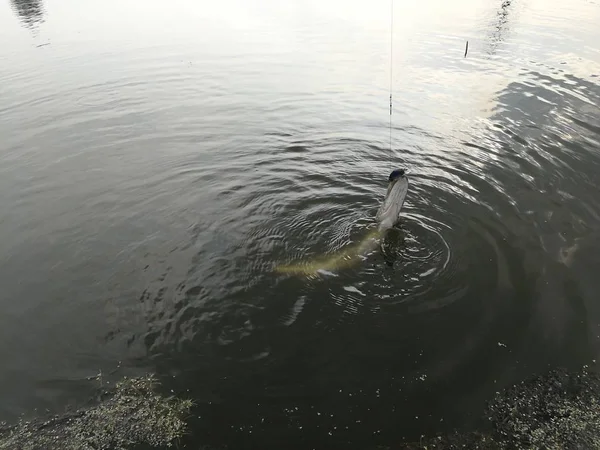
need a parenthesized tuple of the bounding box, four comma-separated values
(464, 40, 469, 58)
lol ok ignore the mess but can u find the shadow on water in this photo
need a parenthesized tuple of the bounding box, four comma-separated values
(477, 69, 600, 372)
(10, 0, 45, 29)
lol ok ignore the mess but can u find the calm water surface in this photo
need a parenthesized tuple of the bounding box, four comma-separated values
(1, 0, 600, 448)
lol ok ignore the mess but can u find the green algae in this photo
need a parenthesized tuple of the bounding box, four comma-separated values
(0, 374, 192, 450)
(3, 367, 600, 450)
(488, 367, 600, 449)
(401, 367, 600, 450)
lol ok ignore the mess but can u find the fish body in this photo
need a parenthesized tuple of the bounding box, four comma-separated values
(275, 169, 409, 276)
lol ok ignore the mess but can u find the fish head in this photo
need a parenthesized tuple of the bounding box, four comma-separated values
(388, 168, 406, 182)
(376, 168, 409, 231)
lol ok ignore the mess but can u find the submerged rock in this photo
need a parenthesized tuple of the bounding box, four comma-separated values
(402, 367, 600, 449)
(0, 374, 192, 450)
(3, 367, 600, 449)
(488, 367, 600, 449)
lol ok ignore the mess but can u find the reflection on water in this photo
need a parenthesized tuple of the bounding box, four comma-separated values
(10, 0, 45, 29)
(486, 0, 514, 55)
(0, 0, 599, 448)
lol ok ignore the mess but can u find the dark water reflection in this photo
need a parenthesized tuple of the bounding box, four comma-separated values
(0, 0, 599, 448)
(10, 0, 44, 29)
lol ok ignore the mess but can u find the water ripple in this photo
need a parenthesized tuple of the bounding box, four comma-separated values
(1, 0, 600, 446)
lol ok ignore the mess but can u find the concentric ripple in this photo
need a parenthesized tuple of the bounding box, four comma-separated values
(1, 0, 600, 448)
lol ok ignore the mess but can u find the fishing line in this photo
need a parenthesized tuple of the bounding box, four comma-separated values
(389, 0, 394, 164)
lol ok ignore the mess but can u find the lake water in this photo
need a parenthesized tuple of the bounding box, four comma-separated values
(1, 0, 599, 448)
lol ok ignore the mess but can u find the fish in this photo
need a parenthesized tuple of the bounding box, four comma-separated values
(275, 169, 409, 276)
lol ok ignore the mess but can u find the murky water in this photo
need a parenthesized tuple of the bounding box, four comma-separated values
(1, 0, 599, 447)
